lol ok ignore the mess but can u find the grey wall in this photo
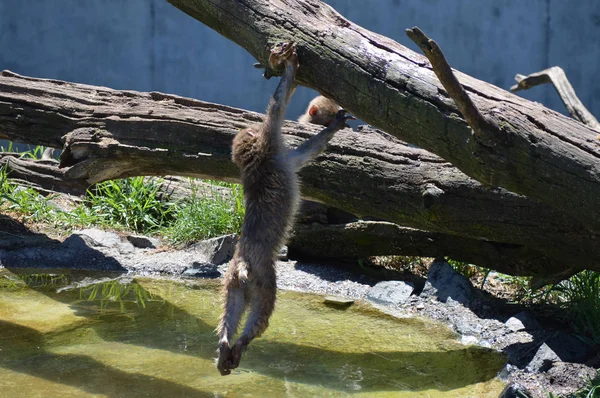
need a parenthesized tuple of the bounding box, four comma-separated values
(0, 0, 599, 124)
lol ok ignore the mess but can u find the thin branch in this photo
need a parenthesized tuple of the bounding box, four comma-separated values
(405, 27, 495, 137)
(511, 66, 600, 131)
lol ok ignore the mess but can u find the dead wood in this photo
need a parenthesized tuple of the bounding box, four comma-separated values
(165, 0, 600, 231)
(290, 221, 564, 278)
(0, 71, 598, 280)
(511, 66, 600, 131)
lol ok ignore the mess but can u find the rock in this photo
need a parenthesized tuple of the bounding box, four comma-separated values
(324, 296, 354, 307)
(421, 260, 473, 305)
(182, 264, 222, 278)
(497, 364, 518, 381)
(544, 362, 597, 396)
(546, 331, 589, 363)
(526, 343, 560, 372)
(190, 234, 237, 265)
(453, 316, 483, 336)
(505, 311, 541, 332)
(126, 234, 161, 249)
(498, 383, 533, 398)
(460, 335, 478, 345)
(75, 228, 122, 248)
(278, 245, 288, 261)
(0, 233, 126, 271)
(366, 280, 414, 305)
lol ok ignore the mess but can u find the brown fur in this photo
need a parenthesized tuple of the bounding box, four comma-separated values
(216, 43, 353, 376)
(298, 95, 342, 126)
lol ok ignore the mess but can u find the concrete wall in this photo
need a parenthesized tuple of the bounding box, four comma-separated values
(0, 0, 599, 125)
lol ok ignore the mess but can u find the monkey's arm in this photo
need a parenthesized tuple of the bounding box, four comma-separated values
(289, 110, 354, 170)
(262, 43, 299, 146)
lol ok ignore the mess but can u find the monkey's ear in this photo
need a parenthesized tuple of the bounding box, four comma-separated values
(308, 105, 319, 117)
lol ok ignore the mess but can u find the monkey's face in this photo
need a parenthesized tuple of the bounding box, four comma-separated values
(307, 101, 341, 127)
(309, 110, 336, 127)
(232, 127, 260, 168)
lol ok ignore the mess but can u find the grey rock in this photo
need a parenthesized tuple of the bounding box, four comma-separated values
(453, 316, 483, 336)
(278, 245, 288, 261)
(324, 296, 354, 307)
(421, 261, 473, 305)
(126, 234, 161, 249)
(546, 331, 588, 363)
(0, 234, 125, 271)
(526, 343, 560, 372)
(497, 364, 518, 381)
(498, 383, 532, 398)
(505, 311, 541, 332)
(190, 234, 237, 265)
(460, 335, 478, 345)
(182, 264, 222, 278)
(75, 228, 122, 248)
(366, 280, 414, 305)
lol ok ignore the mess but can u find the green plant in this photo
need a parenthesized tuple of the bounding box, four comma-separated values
(87, 177, 177, 232)
(80, 279, 155, 312)
(0, 142, 47, 159)
(446, 259, 493, 289)
(164, 182, 244, 245)
(554, 271, 600, 345)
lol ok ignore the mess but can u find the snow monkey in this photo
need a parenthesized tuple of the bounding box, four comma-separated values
(298, 95, 342, 127)
(216, 42, 353, 376)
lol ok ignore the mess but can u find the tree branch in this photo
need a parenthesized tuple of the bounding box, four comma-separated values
(510, 66, 600, 131)
(405, 27, 495, 140)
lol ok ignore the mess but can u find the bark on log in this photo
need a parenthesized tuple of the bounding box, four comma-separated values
(289, 221, 564, 277)
(165, 0, 600, 231)
(0, 155, 560, 274)
(0, 71, 598, 281)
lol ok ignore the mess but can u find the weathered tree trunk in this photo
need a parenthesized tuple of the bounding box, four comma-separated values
(165, 0, 600, 232)
(0, 154, 561, 275)
(289, 221, 566, 277)
(0, 71, 598, 282)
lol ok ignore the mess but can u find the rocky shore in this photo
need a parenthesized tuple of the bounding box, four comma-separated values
(1, 228, 597, 397)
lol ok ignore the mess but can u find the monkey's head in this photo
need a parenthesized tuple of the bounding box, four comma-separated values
(232, 125, 261, 168)
(298, 96, 342, 127)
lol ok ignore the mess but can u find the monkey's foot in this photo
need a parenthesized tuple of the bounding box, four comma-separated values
(268, 42, 297, 70)
(217, 342, 234, 376)
(330, 109, 356, 131)
(230, 338, 247, 369)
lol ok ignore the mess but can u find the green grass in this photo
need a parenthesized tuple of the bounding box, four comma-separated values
(164, 182, 244, 245)
(554, 271, 600, 345)
(1, 160, 245, 243)
(87, 177, 178, 233)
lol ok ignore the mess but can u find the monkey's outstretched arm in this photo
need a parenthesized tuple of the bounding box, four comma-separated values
(289, 109, 354, 170)
(262, 43, 299, 147)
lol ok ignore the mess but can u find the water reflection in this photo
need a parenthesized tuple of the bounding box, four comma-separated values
(0, 269, 506, 397)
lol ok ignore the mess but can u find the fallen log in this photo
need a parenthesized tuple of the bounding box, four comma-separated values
(0, 71, 597, 281)
(166, 0, 600, 231)
(0, 155, 564, 277)
(289, 221, 564, 278)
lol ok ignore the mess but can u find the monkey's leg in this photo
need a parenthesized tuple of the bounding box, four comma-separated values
(216, 262, 247, 376)
(289, 109, 355, 169)
(229, 274, 277, 369)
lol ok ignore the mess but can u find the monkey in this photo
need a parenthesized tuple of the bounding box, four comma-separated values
(216, 42, 353, 376)
(298, 95, 342, 127)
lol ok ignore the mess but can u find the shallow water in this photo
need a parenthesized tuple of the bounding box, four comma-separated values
(0, 269, 506, 397)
